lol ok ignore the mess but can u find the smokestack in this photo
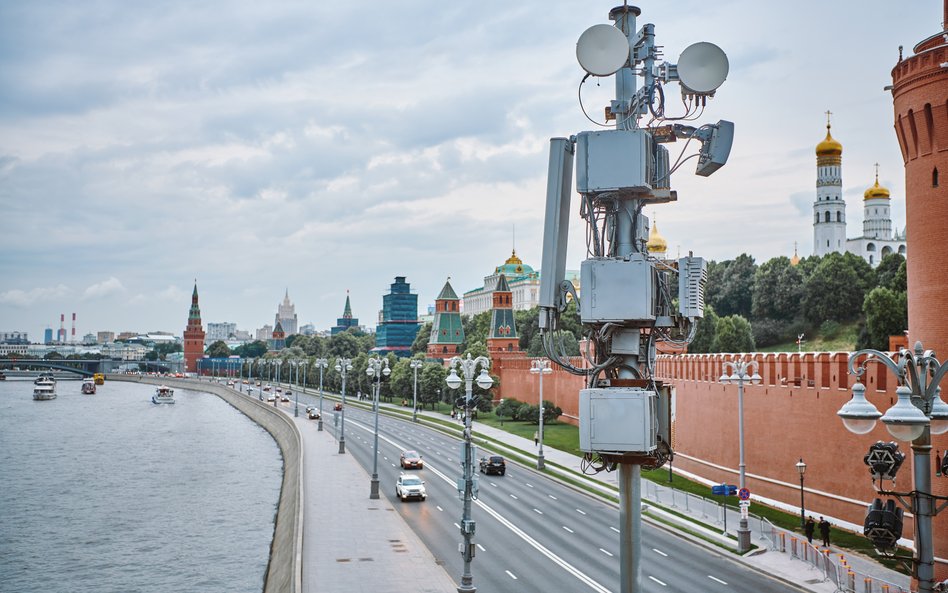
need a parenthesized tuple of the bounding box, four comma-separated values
(72, 313, 76, 343)
(59, 313, 65, 344)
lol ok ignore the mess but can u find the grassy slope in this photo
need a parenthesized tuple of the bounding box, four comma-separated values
(756, 321, 859, 353)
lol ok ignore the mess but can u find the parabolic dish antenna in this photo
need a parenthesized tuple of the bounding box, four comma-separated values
(676, 42, 729, 94)
(576, 24, 629, 77)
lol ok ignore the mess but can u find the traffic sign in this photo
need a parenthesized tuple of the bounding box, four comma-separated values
(711, 484, 737, 496)
(738, 499, 750, 507)
(738, 487, 751, 501)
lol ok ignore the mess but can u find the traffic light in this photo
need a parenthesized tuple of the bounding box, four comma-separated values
(864, 441, 905, 481)
(864, 498, 904, 552)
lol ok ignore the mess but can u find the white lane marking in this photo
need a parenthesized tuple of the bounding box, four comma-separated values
(345, 418, 612, 593)
(708, 575, 728, 585)
(653, 548, 668, 557)
(562, 526, 574, 533)
(490, 482, 498, 487)
(505, 570, 518, 580)
(649, 575, 667, 586)
(526, 483, 534, 488)
(576, 508, 587, 515)
(477, 543, 485, 551)
(610, 526, 619, 533)
(599, 548, 613, 557)
(548, 494, 558, 500)
(436, 506, 444, 512)
(510, 494, 518, 500)
(533, 508, 543, 515)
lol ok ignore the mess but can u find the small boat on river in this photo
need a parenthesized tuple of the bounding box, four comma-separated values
(34, 374, 56, 387)
(152, 385, 175, 404)
(81, 379, 96, 394)
(33, 383, 57, 401)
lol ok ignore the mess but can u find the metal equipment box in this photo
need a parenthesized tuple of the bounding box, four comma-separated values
(579, 387, 658, 453)
(678, 256, 707, 319)
(580, 257, 655, 323)
(575, 129, 652, 194)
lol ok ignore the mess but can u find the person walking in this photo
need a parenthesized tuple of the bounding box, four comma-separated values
(818, 517, 831, 547)
(533, 431, 539, 446)
(804, 516, 815, 544)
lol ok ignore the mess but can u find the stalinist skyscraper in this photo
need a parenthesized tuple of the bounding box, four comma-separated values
(274, 289, 298, 336)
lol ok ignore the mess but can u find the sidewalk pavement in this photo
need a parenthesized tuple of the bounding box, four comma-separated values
(267, 380, 909, 593)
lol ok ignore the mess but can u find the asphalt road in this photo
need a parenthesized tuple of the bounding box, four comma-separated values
(294, 391, 804, 593)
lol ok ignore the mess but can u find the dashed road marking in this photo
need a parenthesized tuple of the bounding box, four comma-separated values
(510, 494, 518, 500)
(526, 483, 534, 488)
(505, 570, 518, 580)
(649, 576, 667, 586)
(652, 548, 668, 557)
(436, 506, 444, 512)
(548, 494, 558, 500)
(576, 508, 587, 515)
(562, 526, 574, 533)
(610, 526, 619, 533)
(708, 575, 727, 585)
(477, 543, 486, 551)
(599, 548, 613, 557)
(533, 508, 543, 515)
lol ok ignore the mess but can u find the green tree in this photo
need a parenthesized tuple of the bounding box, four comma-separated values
(875, 253, 906, 291)
(802, 252, 869, 323)
(688, 306, 719, 353)
(419, 363, 447, 409)
(411, 322, 432, 355)
(205, 340, 232, 358)
(712, 314, 755, 353)
(751, 256, 804, 321)
(329, 331, 361, 358)
(462, 311, 492, 351)
(860, 287, 908, 350)
(234, 340, 268, 358)
(706, 254, 757, 318)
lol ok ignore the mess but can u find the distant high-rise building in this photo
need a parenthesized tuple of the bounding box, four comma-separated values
(331, 292, 359, 335)
(97, 331, 115, 344)
(0, 331, 28, 344)
(206, 322, 237, 343)
(44, 328, 54, 344)
(299, 323, 315, 336)
(183, 281, 206, 373)
(373, 277, 420, 358)
(427, 279, 464, 362)
(256, 324, 273, 342)
(274, 289, 298, 335)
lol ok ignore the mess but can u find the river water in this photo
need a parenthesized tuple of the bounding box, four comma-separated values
(0, 377, 282, 593)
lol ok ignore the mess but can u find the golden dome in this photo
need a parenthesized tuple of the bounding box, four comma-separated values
(790, 243, 800, 266)
(646, 221, 668, 254)
(864, 170, 890, 200)
(504, 249, 523, 266)
(816, 123, 842, 157)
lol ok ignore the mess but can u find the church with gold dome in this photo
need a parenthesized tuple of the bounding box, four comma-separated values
(812, 114, 906, 266)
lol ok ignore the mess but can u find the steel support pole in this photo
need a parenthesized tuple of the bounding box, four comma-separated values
(412, 366, 419, 422)
(537, 367, 545, 470)
(799, 474, 806, 530)
(370, 376, 380, 499)
(294, 362, 299, 418)
(618, 463, 642, 593)
(339, 371, 347, 454)
(736, 377, 750, 552)
(457, 376, 476, 593)
(317, 366, 324, 431)
(913, 429, 935, 593)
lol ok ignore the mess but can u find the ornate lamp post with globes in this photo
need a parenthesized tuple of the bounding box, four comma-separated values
(530, 358, 552, 470)
(335, 358, 353, 454)
(837, 342, 948, 593)
(314, 358, 329, 431)
(446, 353, 493, 593)
(718, 358, 761, 553)
(410, 359, 423, 422)
(366, 356, 390, 499)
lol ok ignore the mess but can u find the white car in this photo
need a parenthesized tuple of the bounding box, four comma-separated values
(395, 474, 427, 502)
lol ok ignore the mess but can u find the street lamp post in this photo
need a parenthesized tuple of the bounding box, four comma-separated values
(446, 353, 493, 593)
(410, 359, 423, 422)
(718, 358, 761, 554)
(366, 357, 391, 500)
(335, 358, 353, 454)
(530, 358, 552, 470)
(838, 341, 948, 593)
(796, 458, 806, 530)
(292, 360, 300, 417)
(273, 360, 279, 407)
(315, 358, 328, 431)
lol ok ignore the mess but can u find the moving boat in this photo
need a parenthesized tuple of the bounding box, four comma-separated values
(93, 373, 105, 385)
(81, 379, 96, 394)
(34, 374, 56, 387)
(33, 383, 57, 401)
(151, 385, 175, 404)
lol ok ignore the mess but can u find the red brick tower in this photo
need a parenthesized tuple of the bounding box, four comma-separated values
(891, 3, 948, 581)
(487, 274, 520, 355)
(183, 281, 205, 373)
(893, 2, 948, 354)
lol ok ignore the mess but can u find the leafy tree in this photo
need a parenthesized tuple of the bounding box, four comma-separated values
(494, 398, 521, 421)
(205, 340, 232, 358)
(411, 322, 432, 355)
(875, 253, 906, 292)
(802, 252, 870, 323)
(706, 254, 757, 318)
(893, 259, 907, 293)
(419, 363, 448, 409)
(462, 311, 492, 351)
(688, 305, 719, 353)
(234, 340, 268, 358)
(860, 287, 908, 350)
(712, 315, 755, 353)
(329, 331, 361, 358)
(44, 351, 63, 360)
(154, 342, 182, 359)
(463, 340, 489, 360)
(751, 256, 804, 321)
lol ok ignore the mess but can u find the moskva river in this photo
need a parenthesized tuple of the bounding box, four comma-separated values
(0, 377, 282, 593)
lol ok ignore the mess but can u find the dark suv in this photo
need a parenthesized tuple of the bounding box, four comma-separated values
(479, 455, 506, 476)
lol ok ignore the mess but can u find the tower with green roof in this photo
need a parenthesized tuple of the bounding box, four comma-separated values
(487, 274, 519, 354)
(427, 278, 464, 362)
(331, 291, 359, 336)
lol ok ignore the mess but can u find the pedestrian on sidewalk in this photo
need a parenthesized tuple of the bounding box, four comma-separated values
(818, 516, 831, 547)
(534, 431, 539, 446)
(804, 516, 815, 543)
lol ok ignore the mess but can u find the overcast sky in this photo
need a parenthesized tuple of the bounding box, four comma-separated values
(0, 1, 939, 341)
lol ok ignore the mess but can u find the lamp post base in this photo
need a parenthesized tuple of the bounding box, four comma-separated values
(737, 521, 751, 553)
(339, 439, 345, 454)
(537, 453, 545, 470)
(370, 476, 379, 500)
(317, 419, 323, 431)
(456, 579, 475, 593)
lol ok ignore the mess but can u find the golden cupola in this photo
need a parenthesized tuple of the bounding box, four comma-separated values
(816, 122, 842, 157)
(864, 171, 890, 200)
(646, 220, 668, 255)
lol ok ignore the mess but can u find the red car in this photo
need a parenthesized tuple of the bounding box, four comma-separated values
(400, 450, 423, 469)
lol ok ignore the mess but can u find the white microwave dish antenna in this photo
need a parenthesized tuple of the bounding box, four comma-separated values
(676, 41, 729, 94)
(576, 24, 629, 77)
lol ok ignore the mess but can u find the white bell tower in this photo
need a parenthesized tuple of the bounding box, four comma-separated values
(813, 111, 846, 256)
